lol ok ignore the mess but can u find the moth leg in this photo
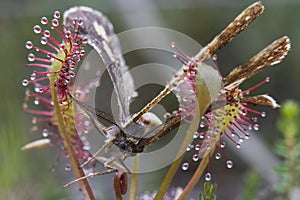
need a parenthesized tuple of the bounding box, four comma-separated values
(96, 156, 130, 173)
(81, 141, 113, 168)
(63, 168, 117, 188)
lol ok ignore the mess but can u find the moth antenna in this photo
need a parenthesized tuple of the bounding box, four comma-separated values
(80, 141, 113, 168)
(63, 168, 117, 188)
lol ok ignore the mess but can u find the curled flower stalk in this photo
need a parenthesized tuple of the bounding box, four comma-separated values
(22, 11, 95, 199)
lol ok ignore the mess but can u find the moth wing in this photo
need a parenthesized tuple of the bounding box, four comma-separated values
(64, 7, 135, 126)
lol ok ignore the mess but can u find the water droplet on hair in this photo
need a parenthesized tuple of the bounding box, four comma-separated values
(253, 124, 259, 131)
(65, 164, 71, 171)
(80, 50, 85, 57)
(33, 25, 42, 34)
(69, 70, 75, 77)
(182, 162, 189, 171)
(245, 133, 250, 139)
(40, 37, 48, 45)
(27, 53, 35, 62)
(192, 154, 199, 162)
(42, 129, 49, 137)
(186, 144, 193, 151)
(30, 72, 36, 80)
(226, 160, 233, 169)
(199, 132, 205, 139)
(215, 153, 221, 160)
(193, 132, 199, 139)
(51, 19, 59, 27)
(43, 30, 50, 37)
(78, 18, 83, 26)
(82, 37, 88, 44)
(220, 142, 226, 148)
(41, 17, 48, 25)
(236, 143, 241, 149)
(261, 112, 266, 118)
(34, 98, 39, 105)
(53, 11, 60, 19)
(195, 144, 201, 151)
(25, 41, 33, 49)
(65, 31, 71, 39)
(35, 87, 43, 93)
(200, 121, 205, 128)
(22, 79, 29, 86)
(205, 172, 212, 181)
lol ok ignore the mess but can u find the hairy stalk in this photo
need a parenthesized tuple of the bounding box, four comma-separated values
(49, 66, 95, 200)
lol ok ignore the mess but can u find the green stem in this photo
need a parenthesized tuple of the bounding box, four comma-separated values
(128, 155, 140, 200)
(49, 80, 95, 200)
(154, 104, 202, 200)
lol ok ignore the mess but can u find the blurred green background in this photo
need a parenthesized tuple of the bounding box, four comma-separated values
(0, 0, 299, 199)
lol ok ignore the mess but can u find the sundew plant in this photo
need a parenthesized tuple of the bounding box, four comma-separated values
(21, 2, 291, 200)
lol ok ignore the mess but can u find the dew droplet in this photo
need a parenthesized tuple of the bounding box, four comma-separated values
(41, 17, 48, 25)
(40, 37, 48, 45)
(35, 87, 44, 93)
(245, 133, 250, 139)
(53, 11, 60, 19)
(215, 152, 221, 160)
(77, 18, 83, 26)
(199, 132, 205, 139)
(22, 79, 29, 86)
(261, 112, 266, 118)
(30, 72, 36, 81)
(33, 25, 42, 34)
(182, 162, 189, 171)
(27, 53, 35, 62)
(220, 141, 226, 148)
(195, 144, 201, 151)
(42, 129, 49, 137)
(199, 121, 205, 128)
(186, 144, 193, 152)
(248, 125, 253, 131)
(80, 50, 85, 57)
(236, 143, 241, 149)
(193, 132, 199, 139)
(43, 30, 50, 37)
(205, 172, 212, 181)
(241, 110, 247, 116)
(65, 164, 71, 171)
(33, 98, 39, 105)
(82, 37, 88, 44)
(65, 31, 71, 39)
(253, 124, 260, 131)
(265, 77, 270, 82)
(226, 160, 233, 169)
(192, 154, 199, 162)
(51, 19, 59, 27)
(25, 41, 33, 49)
